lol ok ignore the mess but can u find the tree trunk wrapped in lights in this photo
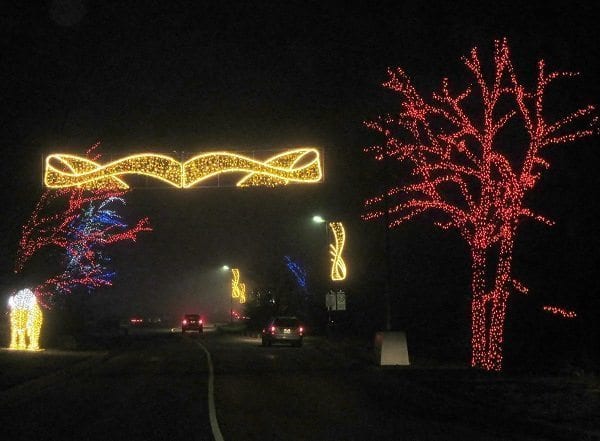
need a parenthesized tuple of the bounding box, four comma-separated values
(363, 39, 597, 371)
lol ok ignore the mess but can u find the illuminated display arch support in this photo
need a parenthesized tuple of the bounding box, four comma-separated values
(328, 222, 347, 281)
(44, 148, 323, 189)
(231, 268, 246, 304)
(8, 288, 43, 351)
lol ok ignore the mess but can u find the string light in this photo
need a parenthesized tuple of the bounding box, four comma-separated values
(8, 289, 43, 351)
(542, 306, 577, 319)
(16, 144, 152, 304)
(231, 268, 246, 304)
(328, 222, 347, 281)
(284, 256, 308, 289)
(44, 148, 323, 189)
(363, 38, 597, 371)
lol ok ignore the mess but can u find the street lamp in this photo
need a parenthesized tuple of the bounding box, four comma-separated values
(312, 215, 347, 282)
(311, 215, 348, 333)
(221, 265, 233, 322)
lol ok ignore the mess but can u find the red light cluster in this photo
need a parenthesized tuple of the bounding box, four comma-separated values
(363, 39, 596, 371)
(15, 143, 152, 303)
(542, 306, 577, 319)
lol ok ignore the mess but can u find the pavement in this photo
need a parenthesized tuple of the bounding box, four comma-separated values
(1, 327, 598, 440)
(317, 333, 600, 441)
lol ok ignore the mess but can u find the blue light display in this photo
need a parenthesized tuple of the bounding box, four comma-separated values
(284, 255, 307, 289)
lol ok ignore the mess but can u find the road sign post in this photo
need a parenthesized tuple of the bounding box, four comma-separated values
(335, 290, 345, 311)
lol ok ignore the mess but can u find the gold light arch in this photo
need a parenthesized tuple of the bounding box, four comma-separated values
(44, 148, 323, 189)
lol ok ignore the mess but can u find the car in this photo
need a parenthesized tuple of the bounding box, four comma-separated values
(261, 316, 304, 347)
(129, 317, 144, 326)
(181, 314, 203, 333)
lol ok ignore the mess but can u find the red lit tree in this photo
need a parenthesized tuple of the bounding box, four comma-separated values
(15, 144, 152, 304)
(363, 39, 597, 371)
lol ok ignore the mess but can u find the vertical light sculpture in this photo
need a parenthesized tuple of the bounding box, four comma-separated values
(328, 222, 347, 281)
(8, 288, 43, 351)
(231, 268, 246, 304)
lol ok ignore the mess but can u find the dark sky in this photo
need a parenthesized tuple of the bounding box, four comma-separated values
(1, 1, 599, 326)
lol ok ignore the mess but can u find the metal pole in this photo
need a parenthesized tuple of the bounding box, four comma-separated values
(383, 210, 392, 331)
(383, 159, 392, 332)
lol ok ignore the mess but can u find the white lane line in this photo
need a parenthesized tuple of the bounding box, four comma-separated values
(194, 341, 225, 441)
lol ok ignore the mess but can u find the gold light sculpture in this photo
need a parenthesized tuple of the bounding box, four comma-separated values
(44, 148, 322, 189)
(231, 268, 246, 304)
(8, 289, 43, 351)
(328, 222, 347, 281)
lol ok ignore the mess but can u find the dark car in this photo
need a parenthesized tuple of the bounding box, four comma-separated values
(181, 314, 203, 333)
(262, 316, 304, 347)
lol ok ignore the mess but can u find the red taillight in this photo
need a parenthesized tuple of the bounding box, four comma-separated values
(182, 319, 187, 325)
(299, 327, 304, 334)
(270, 326, 276, 333)
(199, 319, 203, 324)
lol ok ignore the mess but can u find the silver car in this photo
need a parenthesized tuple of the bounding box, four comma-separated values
(261, 317, 304, 347)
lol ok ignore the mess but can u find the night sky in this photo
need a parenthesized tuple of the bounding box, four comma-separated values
(2, 1, 599, 340)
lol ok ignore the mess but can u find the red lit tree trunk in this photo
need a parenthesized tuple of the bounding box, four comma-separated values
(470, 226, 514, 370)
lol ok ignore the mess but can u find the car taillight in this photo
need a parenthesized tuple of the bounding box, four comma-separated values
(182, 319, 187, 325)
(299, 327, 304, 333)
(199, 319, 203, 324)
(270, 326, 276, 333)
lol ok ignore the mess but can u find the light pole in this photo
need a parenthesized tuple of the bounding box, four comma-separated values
(221, 265, 233, 323)
(312, 214, 329, 282)
(312, 214, 335, 331)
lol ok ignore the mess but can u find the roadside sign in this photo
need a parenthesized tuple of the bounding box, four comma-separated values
(336, 291, 346, 310)
(326, 291, 336, 310)
(326, 290, 346, 311)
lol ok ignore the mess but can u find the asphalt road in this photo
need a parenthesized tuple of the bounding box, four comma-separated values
(0, 328, 578, 441)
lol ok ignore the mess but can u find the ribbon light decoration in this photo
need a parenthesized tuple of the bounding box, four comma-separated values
(231, 268, 246, 304)
(44, 148, 323, 189)
(328, 222, 347, 281)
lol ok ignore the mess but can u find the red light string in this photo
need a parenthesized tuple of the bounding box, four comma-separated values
(542, 306, 577, 319)
(363, 38, 596, 370)
(15, 143, 152, 304)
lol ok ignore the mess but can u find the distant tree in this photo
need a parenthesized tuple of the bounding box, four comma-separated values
(364, 39, 597, 370)
(15, 144, 152, 305)
(284, 255, 308, 293)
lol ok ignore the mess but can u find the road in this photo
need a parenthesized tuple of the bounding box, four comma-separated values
(0, 327, 572, 441)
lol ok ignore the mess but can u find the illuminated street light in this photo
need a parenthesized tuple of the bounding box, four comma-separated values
(312, 215, 326, 223)
(222, 265, 230, 270)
